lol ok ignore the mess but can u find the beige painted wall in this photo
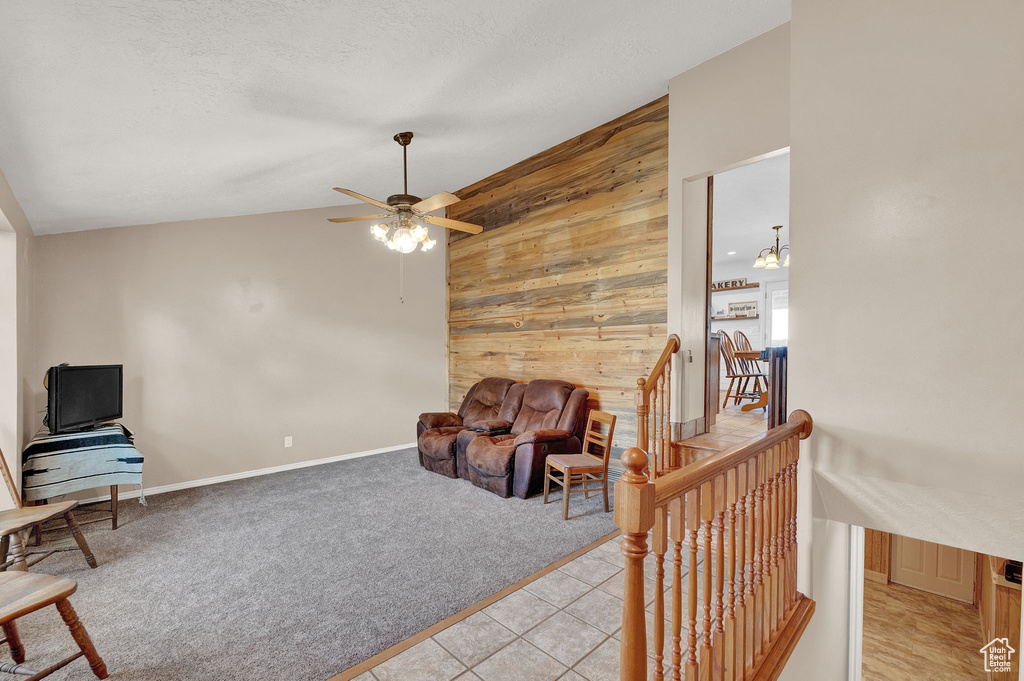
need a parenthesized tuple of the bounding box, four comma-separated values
(668, 8, 1024, 677)
(0, 168, 36, 510)
(31, 203, 447, 494)
(784, 2, 1024, 679)
(667, 23, 790, 424)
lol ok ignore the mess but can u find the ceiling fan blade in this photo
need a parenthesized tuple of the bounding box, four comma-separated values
(327, 215, 391, 223)
(412, 192, 460, 213)
(421, 214, 483, 235)
(333, 188, 392, 210)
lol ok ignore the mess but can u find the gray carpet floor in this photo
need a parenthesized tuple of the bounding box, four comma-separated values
(11, 448, 617, 680)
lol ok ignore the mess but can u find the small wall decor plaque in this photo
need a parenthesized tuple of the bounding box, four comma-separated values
(728, 300, 758, 317)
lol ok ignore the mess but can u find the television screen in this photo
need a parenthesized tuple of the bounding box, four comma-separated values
(46, 364, 123, 434)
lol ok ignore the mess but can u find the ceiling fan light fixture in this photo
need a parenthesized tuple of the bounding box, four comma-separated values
(411, 224, 428, 242)
(370, 224, 389, 241)
(421, 239, 437, 251)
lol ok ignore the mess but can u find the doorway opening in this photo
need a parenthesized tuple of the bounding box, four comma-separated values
(697, 152, 789, 446)
(861, 528, 1021, 680)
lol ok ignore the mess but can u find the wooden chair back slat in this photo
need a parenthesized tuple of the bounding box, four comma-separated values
(0, 448, 23, 510)
(582, 410, 617, 471)
(733, 330, 760, 373)
(718, 331, 740, 377)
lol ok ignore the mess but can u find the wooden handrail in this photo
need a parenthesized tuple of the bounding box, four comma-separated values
(653, 410, 812, 506)
(615, 410, 816, 681)
(637, 334, 680, 399)
(635, 334, 680, 476)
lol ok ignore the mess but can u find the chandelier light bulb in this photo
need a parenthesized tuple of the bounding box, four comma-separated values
(391, 227, 418, 254)
(753, 255, 767, 269)
(783, 253, 790, 267)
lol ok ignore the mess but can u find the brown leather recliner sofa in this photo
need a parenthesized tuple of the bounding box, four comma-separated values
(464, 379, 590, 499)
(417, 377, 517, 478)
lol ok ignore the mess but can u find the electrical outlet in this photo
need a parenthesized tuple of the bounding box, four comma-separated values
(284, 436, 293, 448)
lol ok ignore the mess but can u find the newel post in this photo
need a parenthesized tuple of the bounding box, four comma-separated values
(615, 447, 656, 680)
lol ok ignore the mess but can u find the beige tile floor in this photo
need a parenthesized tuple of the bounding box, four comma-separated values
(351, 404, 757, 681)
(862, 579, 987, 680)
(353, 534, 710, 681)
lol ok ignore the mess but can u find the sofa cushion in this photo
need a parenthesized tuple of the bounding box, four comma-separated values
(458, 377, 516, 425)
(510, 380, 574, 435)
(419, 426, 465, 462)
(465, 434, 516, 477)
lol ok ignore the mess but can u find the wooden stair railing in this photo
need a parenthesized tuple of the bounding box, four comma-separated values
(614, 410, 816, 681)
(636, 334, 681, 477)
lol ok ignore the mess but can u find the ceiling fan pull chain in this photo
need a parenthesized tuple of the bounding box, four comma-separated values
(399, 251, 405, 304)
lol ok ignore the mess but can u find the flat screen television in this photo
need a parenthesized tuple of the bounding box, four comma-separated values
(45, 364, 123, 434)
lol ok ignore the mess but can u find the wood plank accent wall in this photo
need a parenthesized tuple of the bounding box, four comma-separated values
(446, 97, 668, 448)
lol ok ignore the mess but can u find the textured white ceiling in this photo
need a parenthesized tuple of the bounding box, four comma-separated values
(0, 1, 789, 235)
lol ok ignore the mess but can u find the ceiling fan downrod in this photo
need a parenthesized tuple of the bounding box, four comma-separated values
(394, 132, 413, 197)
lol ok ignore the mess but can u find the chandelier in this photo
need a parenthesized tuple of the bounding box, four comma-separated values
(369, 214, 436, 253)
(753, 225, 789, 269)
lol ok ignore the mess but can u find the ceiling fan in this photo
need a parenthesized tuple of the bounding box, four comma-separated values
(328, 132, 482, 253)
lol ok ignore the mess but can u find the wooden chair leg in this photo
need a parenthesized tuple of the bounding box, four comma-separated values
(562, 472, 571, 520)
(7, 535, 26, 572)
(63, 512, 98, 569)
(723, 378, 735, 408)
(110, 485, 118, 531)
(2, 622, 24, 664)
(602, 475, 609, 513)
(543, 463, 551, 504)
(54, 600, 107, 679)
(0, 535, 8, 573)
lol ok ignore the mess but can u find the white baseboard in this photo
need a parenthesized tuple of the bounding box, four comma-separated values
(76, 442, 416, 505)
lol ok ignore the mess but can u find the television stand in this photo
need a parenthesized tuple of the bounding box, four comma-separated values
(21, 423, 144, 531)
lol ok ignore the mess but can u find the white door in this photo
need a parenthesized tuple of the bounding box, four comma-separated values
(890, 535, 976, 604)
(763, 280, 788, 347)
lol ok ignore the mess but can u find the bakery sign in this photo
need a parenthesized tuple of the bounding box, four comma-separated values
(711, 278, 748, 291)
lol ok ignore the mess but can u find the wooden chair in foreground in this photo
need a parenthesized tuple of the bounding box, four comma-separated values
(542, 411, 616, 520)
(0, 571, 108, 679)
(0, 449, 98, 572)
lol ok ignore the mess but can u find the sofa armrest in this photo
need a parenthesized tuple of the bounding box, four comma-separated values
(467, 419, 512, 435)
(419, 412, 463, 429)
(513, 429, 571, 447)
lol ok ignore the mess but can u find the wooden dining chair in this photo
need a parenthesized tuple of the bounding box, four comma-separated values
(0, 448, 98, 572)
(719, 331, 767, 407)
(542, 410, 616, 520)
(732, 330, 766, 393)
(0, 571, 108, 679)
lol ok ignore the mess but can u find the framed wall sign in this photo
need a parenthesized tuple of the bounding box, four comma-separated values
(728, 300, 758, 317)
